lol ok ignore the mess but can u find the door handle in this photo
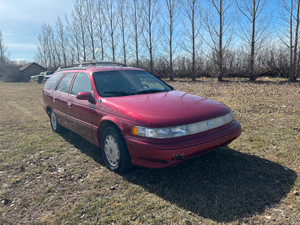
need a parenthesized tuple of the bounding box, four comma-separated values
(67, 102, 72, 108)
(53, 97, 55, 102)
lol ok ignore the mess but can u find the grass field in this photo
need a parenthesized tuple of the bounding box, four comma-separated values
(0, 78, 299, 224)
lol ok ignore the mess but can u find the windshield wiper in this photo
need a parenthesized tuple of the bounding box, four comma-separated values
(103, 91, 134, 96)
(134, 89, 166, 95)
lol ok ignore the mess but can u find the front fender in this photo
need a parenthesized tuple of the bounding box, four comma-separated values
(96, 114, 136, 147)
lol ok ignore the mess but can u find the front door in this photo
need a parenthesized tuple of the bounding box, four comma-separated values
(68, 72, 97, 143)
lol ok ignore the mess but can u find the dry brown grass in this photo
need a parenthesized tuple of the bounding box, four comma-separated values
(0, 78, 299, 224)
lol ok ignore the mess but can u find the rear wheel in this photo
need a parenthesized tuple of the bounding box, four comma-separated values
(50, 110, 62, 133)
(101, 126, 131, 173)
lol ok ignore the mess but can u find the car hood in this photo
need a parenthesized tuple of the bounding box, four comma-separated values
(100, 90, 230, 127)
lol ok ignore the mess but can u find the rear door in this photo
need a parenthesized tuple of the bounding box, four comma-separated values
(53, 72, 76, 128)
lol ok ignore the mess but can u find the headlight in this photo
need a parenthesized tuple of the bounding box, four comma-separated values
(171, 126, 188, 137)
(132, 125, 188, 139)
(156, 128, 173, 138)
(132, 111, 234, 139)
(133, 126, 158, 138)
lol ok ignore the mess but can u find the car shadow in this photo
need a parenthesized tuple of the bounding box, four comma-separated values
(59, 130, 297, 223)
(59, 129, 104, 165)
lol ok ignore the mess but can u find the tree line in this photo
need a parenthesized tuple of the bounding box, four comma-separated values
(2, 0, 300, 82)
(0, 30, 23, 82)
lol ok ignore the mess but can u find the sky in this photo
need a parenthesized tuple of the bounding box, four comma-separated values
(0, 0, 74, 62)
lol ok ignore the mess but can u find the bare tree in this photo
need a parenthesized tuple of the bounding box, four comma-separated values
(103, 0, 118, 61)
(118, 0, 129, 65)
(0, 30, 8, 61)
(36, 24, 57, 68)
(131, 0, 144, 67)
(279, 0, 300, 82)
(73, 0, 87, 61)
(66, 15, 82, 63)
(0, 33, 22, 82)
(53, 38, 61, 67)
(287, 0, 294, 79)
(292, 0, 300, 82)
(205, 0, 234, 81)
(165, 0, 178, 81)
(55, 17, 69, 66)
(49, 26, 59, 68)
(96, 0, 106, 61)
(84, 0, 97, 60)
(142, 0, 159, 73)
(180, 0, 202, 81)
(36, 30, 47, 67)
(236, 0, 269, 81)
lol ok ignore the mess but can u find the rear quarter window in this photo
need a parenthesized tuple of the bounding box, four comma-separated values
(43, 72, 64, 90)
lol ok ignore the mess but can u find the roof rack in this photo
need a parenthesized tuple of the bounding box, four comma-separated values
(55, 66, 87, 72)
(55, 61, 127, 72)
(79, 61, 127, 67)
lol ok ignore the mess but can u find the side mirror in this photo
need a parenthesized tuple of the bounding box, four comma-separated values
(76, 91, 95, 103)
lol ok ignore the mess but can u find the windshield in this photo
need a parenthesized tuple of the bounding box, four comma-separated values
(93, 70, 173, 97)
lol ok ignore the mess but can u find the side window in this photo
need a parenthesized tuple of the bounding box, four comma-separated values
(71, 73, 92, 95)
(56, 72, 75, 93)
(43, 72, 64, 90)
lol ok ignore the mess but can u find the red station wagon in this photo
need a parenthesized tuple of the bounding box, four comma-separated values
(43, 62, 242, 173)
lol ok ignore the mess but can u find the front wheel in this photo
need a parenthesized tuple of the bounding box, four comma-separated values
(101, 126, 132, 173)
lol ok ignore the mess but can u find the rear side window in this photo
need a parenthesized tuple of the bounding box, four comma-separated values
(43, 72, 64, 90)
(71, 73, 92, 95)
(56, 72, 75, 93)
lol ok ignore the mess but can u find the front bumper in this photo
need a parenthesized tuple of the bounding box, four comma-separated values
(125, 120, 242, 168)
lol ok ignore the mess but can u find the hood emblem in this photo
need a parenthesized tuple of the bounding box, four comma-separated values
(207, 121, 214, 129)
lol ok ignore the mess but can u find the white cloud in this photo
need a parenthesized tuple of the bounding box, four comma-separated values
(6, 43, 37, 50)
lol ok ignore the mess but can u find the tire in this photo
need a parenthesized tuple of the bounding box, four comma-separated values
(101, 126, 132, 173)
(50, 110, 63, 133)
